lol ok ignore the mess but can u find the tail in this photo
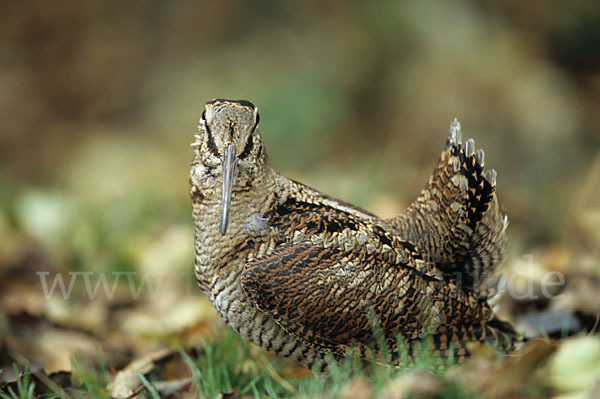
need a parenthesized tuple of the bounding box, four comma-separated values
(398, 317, 519, 367)
(388, 119, 508, 294)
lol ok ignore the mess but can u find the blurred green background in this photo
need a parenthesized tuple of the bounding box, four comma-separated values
(1, 0, 600, 376)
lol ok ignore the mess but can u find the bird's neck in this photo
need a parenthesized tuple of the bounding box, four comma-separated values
(191, 161, 278, 288)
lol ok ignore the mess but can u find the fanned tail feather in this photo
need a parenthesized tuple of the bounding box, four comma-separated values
(388, 119, 507, 294)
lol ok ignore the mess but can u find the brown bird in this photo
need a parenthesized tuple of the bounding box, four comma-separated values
(190, 98, 516, 369)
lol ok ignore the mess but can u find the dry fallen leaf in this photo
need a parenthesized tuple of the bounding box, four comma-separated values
(445, 355, 496, 395)
(380, 369, 441, 399)
(38, 328, 101, 374)
(110, 347, 174, 399)
(341, 377, 372, 399)
(483, 338, 557, 398)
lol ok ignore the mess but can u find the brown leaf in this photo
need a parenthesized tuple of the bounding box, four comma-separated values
(482, 338, 557, 398)
(110, 348, 174, 399)
(341, 377, 373, 399)
(445, 355, 496, 395)
(380, 369, 441, 399)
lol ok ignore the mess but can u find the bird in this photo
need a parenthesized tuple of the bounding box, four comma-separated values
(189, 98, 517, 369)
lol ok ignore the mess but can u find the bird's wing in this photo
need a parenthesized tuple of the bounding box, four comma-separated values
(268, 192, 446, 282)
(241, 240, 491, 358)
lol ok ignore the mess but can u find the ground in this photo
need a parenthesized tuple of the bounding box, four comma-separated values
(1, 1, 600, 398)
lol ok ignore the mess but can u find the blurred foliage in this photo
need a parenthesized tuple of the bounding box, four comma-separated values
(1, 0, 599, 242)
(1, 0, 600, 397)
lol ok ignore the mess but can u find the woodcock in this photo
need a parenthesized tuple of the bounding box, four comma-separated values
(190, 99, 517, 368)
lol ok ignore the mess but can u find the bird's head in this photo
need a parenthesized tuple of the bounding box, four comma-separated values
(191, 99, 267, 235)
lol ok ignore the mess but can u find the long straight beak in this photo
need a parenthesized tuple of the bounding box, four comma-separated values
(220, 143, 238, 235)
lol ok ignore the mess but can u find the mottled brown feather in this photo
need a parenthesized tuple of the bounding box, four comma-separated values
(388, 120, 507, 293)
(190, 101, 517, 369)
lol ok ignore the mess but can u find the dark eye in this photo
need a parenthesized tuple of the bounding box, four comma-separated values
(239, 135, 254, 159)
(201, 110, 206, 120)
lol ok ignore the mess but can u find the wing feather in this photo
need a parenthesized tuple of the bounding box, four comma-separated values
(241, 240, 492, 357)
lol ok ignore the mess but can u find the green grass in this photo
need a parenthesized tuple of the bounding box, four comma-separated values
(137, 373, 161, 399)
(180, 328, 473, 399)
(0, 364, 35, 399)
(70, 352, 110, 398)
(180, 330, 297, 398)
(3, 329, 563, 398)
(0, 331, 479, 398)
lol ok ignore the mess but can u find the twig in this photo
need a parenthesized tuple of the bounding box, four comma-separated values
(8, 350, 73, 399)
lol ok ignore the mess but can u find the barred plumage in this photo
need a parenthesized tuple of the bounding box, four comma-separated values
(190, 99, 517, 368)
